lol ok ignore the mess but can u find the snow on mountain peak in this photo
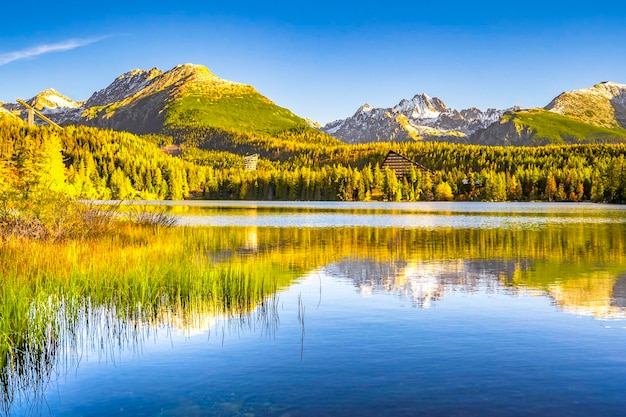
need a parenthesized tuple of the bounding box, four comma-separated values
(28, 88, 81, 110)
(392, 93, 448, 121)
(358, 103, 373, 113)
(322, 93, 507, 144)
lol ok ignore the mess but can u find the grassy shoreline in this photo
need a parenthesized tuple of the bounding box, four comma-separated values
(2, 200, 626, 413)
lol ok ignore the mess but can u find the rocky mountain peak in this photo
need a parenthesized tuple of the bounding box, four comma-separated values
(545, 81, 626, 129)
(392, 93, 448, 120)
(593, 81, 626, 96)
(304, 118, 321, 128)
(86, 67, 163, 107)
(172, 63, 211, 73)
(357, 103, 373, 114)
(139, 63, 244, 101)
(321, 92, 506, 144)
(1, 63, 302, 135)
(163, 63, 227, 85)
(82, 64, 228, 113)
(27, 88, 81, 110)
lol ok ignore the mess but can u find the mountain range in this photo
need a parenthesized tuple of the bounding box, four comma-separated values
(2, 64, 626, 146)
(322, 82, 626, 145)
(472, 82, 626, 145)
(321, 95, 508, 143)
(1, 64, 315, 138)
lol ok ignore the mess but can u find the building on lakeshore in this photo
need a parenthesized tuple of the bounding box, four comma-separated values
(381, 151, 431, 179)
(243, 154, 259, 171)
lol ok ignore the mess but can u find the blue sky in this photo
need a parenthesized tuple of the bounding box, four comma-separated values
(1, 1, 625, 124)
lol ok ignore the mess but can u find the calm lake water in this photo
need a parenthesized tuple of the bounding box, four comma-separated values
(10, 202, 626, 416)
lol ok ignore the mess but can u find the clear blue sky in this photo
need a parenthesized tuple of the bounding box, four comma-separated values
(1, 1, 625, 124)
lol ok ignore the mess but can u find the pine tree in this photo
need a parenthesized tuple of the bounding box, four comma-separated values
(544, 173, 557, 202)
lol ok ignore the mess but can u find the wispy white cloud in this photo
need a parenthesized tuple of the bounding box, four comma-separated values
(0, 36, 109, 66)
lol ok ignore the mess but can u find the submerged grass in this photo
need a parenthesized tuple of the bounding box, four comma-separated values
(0, 222, 292, 414)
(2, 205, 626, 413)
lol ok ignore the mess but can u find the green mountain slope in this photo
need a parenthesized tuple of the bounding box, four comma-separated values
(517, 108, 624, 144)
(75, 64, 342, 157)
(82, 64, 322, 137)
(161, 65, 306, 135)
(165, 91, 306, 134)
(473, 81, 626, 145)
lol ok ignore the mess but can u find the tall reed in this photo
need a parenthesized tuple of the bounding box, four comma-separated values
(2, 215, 626, 413)
(0, 223, 290, 414)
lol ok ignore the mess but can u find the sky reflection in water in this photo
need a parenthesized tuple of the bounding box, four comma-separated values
(118, 200, 626, 228)
(10, 202, 626, 417)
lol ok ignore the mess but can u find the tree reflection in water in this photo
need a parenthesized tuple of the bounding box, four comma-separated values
(2, 220, 626, 413)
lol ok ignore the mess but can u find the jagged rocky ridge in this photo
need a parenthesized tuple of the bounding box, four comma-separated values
(321, 94, 507, 143)
(1, 88, 84, 125)
(3, 71, 626, 146)
(1, 64, 301, 135)
(2, 66, 185, 132)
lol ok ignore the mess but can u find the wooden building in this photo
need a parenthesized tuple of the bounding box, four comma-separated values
(381, 151, 431, 179)
(243, 154, 259, 171)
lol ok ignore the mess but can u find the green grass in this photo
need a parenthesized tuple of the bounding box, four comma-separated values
(0, 223, 299, 412)
(164, 92, 309, 135)
(2, 211, 626, 411)
(503, 108, 626, 144)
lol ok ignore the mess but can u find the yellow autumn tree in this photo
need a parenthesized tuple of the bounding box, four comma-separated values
(434, 181, 453, 201)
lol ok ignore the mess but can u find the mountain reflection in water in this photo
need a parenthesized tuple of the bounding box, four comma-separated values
(326, 259, 533, 308)
(325, 258, 626, 319)
(4, 203, 626, 416)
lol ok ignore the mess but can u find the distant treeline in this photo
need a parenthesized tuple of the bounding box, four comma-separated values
(1, 119, 625, 203)
(198, 140, 626, 203)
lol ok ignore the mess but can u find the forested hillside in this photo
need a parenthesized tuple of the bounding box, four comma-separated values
(0, 119, 205, 201)
(1, 118, 625, 204)
(196, 141, 626, 203)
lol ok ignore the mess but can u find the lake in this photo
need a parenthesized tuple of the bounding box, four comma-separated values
(8, 202, 626, 416)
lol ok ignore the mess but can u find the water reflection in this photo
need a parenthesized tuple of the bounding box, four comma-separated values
(612, 274, 626, 308)
(322, 257, 626, 321)
(4, 209, 626, 415)
(108, 200, 626, 216)
(326, 259, 535, 308)
(195, 224, 626, 320)
(3, 295, 281, 416)
(105, 200, 626, 228)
